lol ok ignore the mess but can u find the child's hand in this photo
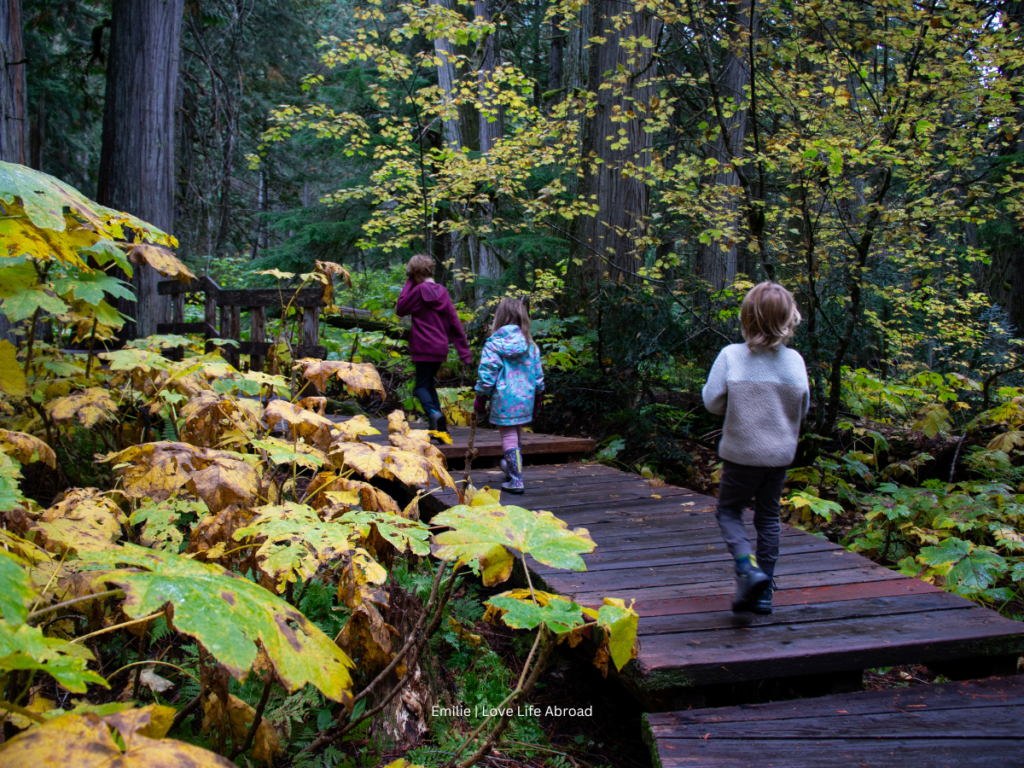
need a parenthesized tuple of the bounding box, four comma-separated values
(473, 395, 488, 415)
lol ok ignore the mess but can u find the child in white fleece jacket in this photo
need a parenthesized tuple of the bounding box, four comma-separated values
(702, 282, 810, 615)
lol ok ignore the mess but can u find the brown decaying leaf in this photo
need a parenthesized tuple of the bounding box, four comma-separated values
(202, 693, 283, 763)
(179, 391, 262, 448)
(33, 488, 127, 554)
(337, 603, 396, 675)
(294, 359, 385, 397)
(104, 442, 260, 513)
(0, 705, 234, 767)
(313, 260, 352, 308)
(46, 387, 118, 429)
(0, 429, 56, 468)
(128, 244, 196, 283)
(264, 399, 335, 452)
(308, 473, 402, 515)
(188, 505, 254, 564)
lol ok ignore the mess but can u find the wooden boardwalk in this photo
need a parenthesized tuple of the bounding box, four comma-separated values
(643, 676, 1024, 767)
(423, 456, 1024, 710)
(363, 418, 594, 465)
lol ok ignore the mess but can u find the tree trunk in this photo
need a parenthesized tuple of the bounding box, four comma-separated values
(697, 0, 756, 291)
(547, 13, 564, 102)
(97, 0, 184, 340)
(473, 0, 502, 302)
(0, 0, 27, 166)
(0, 0, 27, 343)
(429, 0, 472, 303)
(571, 0, 661, 285)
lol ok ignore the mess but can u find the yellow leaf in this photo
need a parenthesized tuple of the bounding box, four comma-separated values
(0, 340, 26, 397)
(0, 429, 55, 468)
(0, 706, 234, 767)
(294, 359, 385, 397)
(33, 488, 127, 554)
(127, 244, 196, 283)
(47, 387, 119, 429)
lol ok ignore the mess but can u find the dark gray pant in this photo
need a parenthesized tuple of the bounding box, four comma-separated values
(715, 460, 788, 576)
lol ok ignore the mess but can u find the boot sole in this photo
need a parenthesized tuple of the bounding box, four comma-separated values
(501, 487, 525, 494)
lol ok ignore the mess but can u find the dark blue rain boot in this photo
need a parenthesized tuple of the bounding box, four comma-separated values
(501, 448, 524, 494)
(732, 554, 770, 614)
(754, 568, 776, 615)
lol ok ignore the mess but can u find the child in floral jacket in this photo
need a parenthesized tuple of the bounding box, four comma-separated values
(473, 298, 544, 494)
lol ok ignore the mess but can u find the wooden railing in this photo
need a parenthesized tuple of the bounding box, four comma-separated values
(156, 277, 327, 370)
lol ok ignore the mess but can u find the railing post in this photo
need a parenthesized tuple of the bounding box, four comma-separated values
(250, 306, 266, 372)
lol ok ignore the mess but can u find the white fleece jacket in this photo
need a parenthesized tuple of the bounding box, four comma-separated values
(702, 343, 810, 467)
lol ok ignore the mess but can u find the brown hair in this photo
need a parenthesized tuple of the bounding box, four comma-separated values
(406, 253, 435, 280)
(740, 282, 801, 351)
(491, 298, 534, 347)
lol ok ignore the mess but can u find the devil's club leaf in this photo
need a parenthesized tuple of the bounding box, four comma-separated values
(127, 244, 196, 283)
(596, 598, 639, 672)
(129, 498, 206, 552)
(88, 544, 354, 701)
(432, 505, 596, 575)
(0, 429, 55, 468)
(0, 707, 234, 767)
(484, 593, 584, 635)
(264, 399, 335, 452)
(250, 437, 328, 470)
(339, 511, 431, 556)
(0, 549, 35, 624)
(47, 388, 119, 429)
(0, 340, 27, 397)
(0, 622, 109, 692)
(294, 359, 385, 397)
(234, 503, 357, 590)
(33, 488, 127, 554)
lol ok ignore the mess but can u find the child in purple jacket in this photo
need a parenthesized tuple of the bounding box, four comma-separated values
(473, 298, 544, 494)
(396, 254, 472, 434)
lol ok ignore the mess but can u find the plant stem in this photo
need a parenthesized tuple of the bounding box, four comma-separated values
(27, 589, 124, 622)
(110, 660, 200, 685)
(71, 610, 164, 644)
(230, 680, 273, 759)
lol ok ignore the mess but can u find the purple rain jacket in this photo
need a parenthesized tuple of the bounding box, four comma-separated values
(395, 279, 472, 363)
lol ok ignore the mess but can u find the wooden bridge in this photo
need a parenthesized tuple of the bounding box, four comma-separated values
(407, 421, 1024, 767)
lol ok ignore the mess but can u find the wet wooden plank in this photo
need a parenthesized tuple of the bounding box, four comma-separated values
(646, 678, 1024, 768)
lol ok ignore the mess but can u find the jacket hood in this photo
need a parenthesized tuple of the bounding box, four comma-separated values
(490, 324, 529, 357)
(417, 281, 450, 308)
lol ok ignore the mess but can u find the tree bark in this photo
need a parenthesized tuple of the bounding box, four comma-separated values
(570, 0, 661, 285)
(0, 0, 27, 344)
(97, 0, 184, 339)
(473, 0, 502, 302)
(697, 0, 757, 291)
(0, 0, 27, 166)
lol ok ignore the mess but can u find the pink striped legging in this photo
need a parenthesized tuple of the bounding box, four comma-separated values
(499, 425, 522, 452)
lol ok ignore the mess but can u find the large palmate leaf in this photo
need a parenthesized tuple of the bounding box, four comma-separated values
(485, 593, 584, 635)
(0, 429, 56, 468)
(340, 510, 431, 556)
(0, 706, 233, 767)
(127, 244, 195, 283)
(294, 359, 385, 397)
(432, 505, 596, 581)
(103, 442, 260, 513)
(46, 388, 119, 429)
(33, 488, 127, 554)
(180, 391, 262, 448)
(0, 339, 27, 397)
(0, 622, 109, 692)
(0, 549, 35, 624)
(233, 503, 358, 590)
(88, 545, 354, 701)
(250, 437, 328, 470)
(129, 498, 206, 553)
(264, 399, 336, 451)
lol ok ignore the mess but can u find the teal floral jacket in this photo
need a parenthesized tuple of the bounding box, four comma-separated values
(474, 325, 544, 426)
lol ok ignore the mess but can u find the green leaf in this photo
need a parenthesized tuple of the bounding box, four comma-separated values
(53, 271, 136, 305)
(0, 283, 68, 322)
(80, 238, 132, 274)
(234, 503, 358, 590)
(0, 622, 109, 692)
(339, 511, 431, 556)
(87, 544, 354, 701)
(1011, 562, 1024, 582)
(947, 550, 1006, 593)
(485, 594, 584, 635)
(918, 537, 970, 567)
(129, 498, 206, 553)
(250, 437, 326, 470)
(597, 600, 638, 671)
(432, 505, 596, 574)
(0, 549, 35, 624)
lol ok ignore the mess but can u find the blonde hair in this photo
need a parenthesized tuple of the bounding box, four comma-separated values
(740, 282, 801, 351)
(406, 253, 435, 280)
(491, 298, 534, 347)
